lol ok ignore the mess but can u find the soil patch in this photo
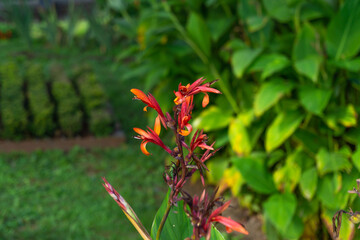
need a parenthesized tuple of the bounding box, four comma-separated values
(0, 133, 125, 153)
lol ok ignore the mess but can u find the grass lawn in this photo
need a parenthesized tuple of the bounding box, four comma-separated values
(0, 145, 167, 239)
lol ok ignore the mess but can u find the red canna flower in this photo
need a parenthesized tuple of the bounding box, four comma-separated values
(190, 130, 214, 153)
(174, 78, 221, 107)
(131, 89, 167, 127)
(183, 190, 248, 240)
(178, 96, 194, 136)
(133, 116, 172, 155)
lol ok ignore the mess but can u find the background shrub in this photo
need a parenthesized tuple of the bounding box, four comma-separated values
(51, 64, 82, 137)
(0, 61, 27, 140)
(26, 63, 55, 137)
(75, 68, 113, 137)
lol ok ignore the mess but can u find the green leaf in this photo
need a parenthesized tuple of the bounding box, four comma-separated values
(299, 167, 317, 200)
(151, 190, 193, 240)
(345, 127, 360, 145)
(293, 22, 318, 61)
(325, 105, 357, 129)
(351, 146, 360, 172)
(231, 48, 262, 78)
(294, 56, 321, 82)
(330, 57, 360, 72)
(265, 110, 305, 152)
(254, 78, 294, 116)
(206, 158, 229, 184)
(298, 85, 331, 115)
(210, 226, 226, 240)
(322, 208, 355, 239)
(207, 17, 234, 42)
(273, 154, 302, 192)
(293, 128, 327, 153)
(229, 116, 252, 156)
(317, 175, 349, 209)
(186, 12, 212, 57)
(232, 156, 277, 194)
(282, 215, 304, 240)
(326, 0, 360, 60)
(246, 16, 269, 32)
(262, 0, 294, 22)
(263, 193, 297, 234)
(193, 106, 233, 132)
(316, 148, 351, 176)
(260, 55, 290, 80)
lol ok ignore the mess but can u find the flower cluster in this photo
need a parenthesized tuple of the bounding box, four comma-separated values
(182, 189, 248, 240)
(103, 78, 248, 240)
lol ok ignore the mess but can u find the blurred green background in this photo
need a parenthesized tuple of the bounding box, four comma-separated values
(1, 0, 360, 239)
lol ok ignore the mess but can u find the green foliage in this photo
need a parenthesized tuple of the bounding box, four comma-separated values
(26, 63, 55, 137)
(51, 65, 82, 137)
(75, 69, 113, 136)
(89, 109, 113, 137)
(0, 61, 27, 139)
(104, 0, 360, 238)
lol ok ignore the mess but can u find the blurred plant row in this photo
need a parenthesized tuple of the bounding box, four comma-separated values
(0, 60, 113, 139)
(2, 0, 360, 239)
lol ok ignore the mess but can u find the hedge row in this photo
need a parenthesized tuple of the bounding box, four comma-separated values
(26, 63, 55, 137)
(0, 61, 27, 139)
(76, 70, 113, 137)
(0, 61, 113, 139)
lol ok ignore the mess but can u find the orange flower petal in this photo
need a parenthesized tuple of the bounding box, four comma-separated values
(179, 123, 192, 136)
(202, 93, 209, 107)
(140, 141, 150, 156)
(154, 115, 161, 135)
(143, 106, 148, 112)
(131, 89, 148, 101)
(133, 128, 149, 138)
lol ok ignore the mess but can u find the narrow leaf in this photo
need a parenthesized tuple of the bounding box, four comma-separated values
(326, 0, 360, 60)
(186, 12, 212, 57)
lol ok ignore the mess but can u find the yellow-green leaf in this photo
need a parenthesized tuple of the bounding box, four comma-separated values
(254, 78, 294, 116)
(265, 110, 305, 152)
(229, 116, 252, 156)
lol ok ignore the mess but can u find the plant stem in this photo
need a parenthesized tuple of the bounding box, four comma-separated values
(156, 201, 171, 240)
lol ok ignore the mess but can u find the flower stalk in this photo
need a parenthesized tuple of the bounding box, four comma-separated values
(103, 78, 248, 240)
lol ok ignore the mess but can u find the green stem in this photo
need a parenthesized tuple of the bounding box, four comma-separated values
(156, 201, 171, 240)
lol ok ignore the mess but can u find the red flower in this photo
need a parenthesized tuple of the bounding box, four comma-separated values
(131, 89, 167, 127)
(133, 116, 172, 155)
(190, 130, 214, 153)
(205, 201, 248, 235)
(183, 190, 248, 240)
(178, 96, 193, 136)
(174, 78, 221, 107)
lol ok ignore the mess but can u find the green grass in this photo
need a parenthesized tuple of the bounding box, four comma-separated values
(0, 145, 167, 239)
